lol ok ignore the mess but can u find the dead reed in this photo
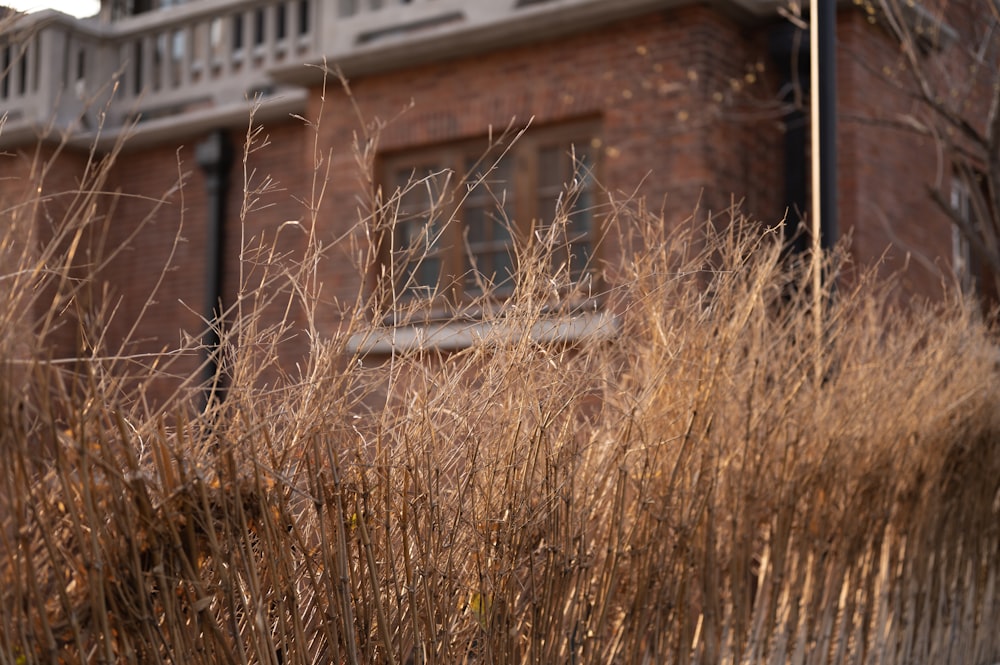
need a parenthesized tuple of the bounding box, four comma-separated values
(1, 95, 998, 665)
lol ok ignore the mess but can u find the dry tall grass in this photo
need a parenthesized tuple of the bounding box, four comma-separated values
(1, 96, 999, 664)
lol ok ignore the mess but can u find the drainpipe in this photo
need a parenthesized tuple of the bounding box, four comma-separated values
(813, 0, 838, 254)
(769, 8, 838, 254)
(809, 0, 837, 382)
(769, 21, 810, 256)
(195, 130, 233, 410)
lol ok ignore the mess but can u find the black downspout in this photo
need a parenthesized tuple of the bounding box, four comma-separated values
(195, 130, 233, 411)
(769, 12, 838, 254)
(770, 22, 811, 256)
(816, 0, 838, 252)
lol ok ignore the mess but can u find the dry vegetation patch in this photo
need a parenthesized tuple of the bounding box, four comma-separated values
(1, 107, 999, 664)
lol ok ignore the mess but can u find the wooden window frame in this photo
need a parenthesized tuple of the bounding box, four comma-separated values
(950, 168, 989, 295)
(375, 120, 603, 322)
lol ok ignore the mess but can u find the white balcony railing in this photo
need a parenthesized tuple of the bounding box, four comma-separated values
(0, 12, 93, 141)
(1, 0, 323, 142)
(0, 0, 779, 145)
(108, 0, 320, 118)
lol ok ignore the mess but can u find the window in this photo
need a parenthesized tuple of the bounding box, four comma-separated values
(950, 172, 984, 294)
(377, 122, 601, 316)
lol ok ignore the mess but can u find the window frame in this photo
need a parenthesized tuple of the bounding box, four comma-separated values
(374, 120, 603, 321)
(950, 170, 987, 295)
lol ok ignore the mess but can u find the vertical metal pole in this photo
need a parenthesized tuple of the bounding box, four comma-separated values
(817, 0, 838, 251)
(810, 0, 822, 361)
(196, 130, 233, 410)
(810, 0, 837, 378)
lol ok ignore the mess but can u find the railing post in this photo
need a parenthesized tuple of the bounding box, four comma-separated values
(302, 0, 320, 55)
(240, 8, 253, 64)
(158, 31, 171, 92)
(263, 2, 277, 67)
(37, 26, 71, 128)
(9, 36, 24, 101)
(86, 32, 121, 128)
(195, 129, 234, 411)
(140, 34, 155, 96)
(179, 23, 193, 89)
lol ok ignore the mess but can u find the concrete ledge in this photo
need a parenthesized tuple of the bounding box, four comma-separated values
(71, 88, 308, 152)
(272, 0, 691, 85)
(3, 0, 787, 147)
(346, 310, 620, 355)
(1, 89, 306, 151)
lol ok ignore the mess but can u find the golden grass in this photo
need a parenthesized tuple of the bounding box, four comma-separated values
(1, 94, 999, 664)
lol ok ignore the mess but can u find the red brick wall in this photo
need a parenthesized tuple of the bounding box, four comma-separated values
(310, 6, 785, 333)
(0, 144, 93, 362)
(87, 119, 311, 405)
(4, 4, 972, 407)
(0, 119, 316, 406)
(837, 9, 955, 296)
(222, 120, 313, 379)
(95, 141, 207, 403)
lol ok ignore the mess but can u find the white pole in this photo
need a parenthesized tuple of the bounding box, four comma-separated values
(810, 0, 823, 380)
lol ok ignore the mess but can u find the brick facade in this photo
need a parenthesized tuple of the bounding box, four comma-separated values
(0, 3, 972, 404)
(312, 8, 786, 328)
(837, 9, 954, 295)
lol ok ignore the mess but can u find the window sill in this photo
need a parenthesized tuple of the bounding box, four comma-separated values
(346, 310, 619, 356)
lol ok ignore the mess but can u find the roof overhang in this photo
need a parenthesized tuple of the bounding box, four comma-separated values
(271, 0, 786, 87)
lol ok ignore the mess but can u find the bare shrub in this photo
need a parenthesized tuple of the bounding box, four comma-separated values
(1, 86, 998, 665)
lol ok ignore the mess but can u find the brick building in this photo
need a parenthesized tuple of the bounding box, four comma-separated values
(0, 0, 973, 402)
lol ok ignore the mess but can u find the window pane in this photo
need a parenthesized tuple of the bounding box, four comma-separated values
(466, 206, 486, 244)
(405, 256, 440, 294)
(538, 146, 561, 189)
(537, 139, 596, 282)
(493, 249, 515, 291)
(539, 193, 559, 226)
(464, 153, 515, 295)
(568, 240, 592, 280)
(379, 126, 598, 307)
(393, 164, 450, 297)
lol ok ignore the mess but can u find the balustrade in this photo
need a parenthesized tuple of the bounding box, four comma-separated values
(0, 0, 687, 142)
(1, 0, 321, 137)
(107, 0, 320, 122)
